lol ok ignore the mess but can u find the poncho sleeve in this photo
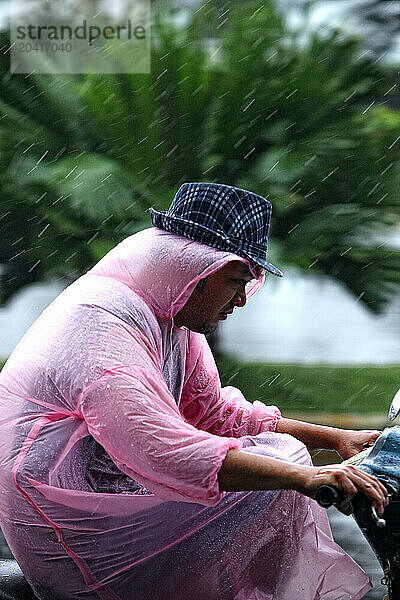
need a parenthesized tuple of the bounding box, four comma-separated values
(79, 326, 241, 506)
(180, 332, 281, 438)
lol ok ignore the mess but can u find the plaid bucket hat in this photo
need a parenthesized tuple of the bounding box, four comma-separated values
(149, 182, 283, 277)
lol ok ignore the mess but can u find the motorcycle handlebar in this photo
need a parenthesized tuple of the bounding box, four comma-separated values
(315, 484, 345, 508)
(315, 472, 400, 509)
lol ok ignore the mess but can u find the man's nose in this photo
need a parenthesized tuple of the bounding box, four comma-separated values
(233, 287, 247, 308)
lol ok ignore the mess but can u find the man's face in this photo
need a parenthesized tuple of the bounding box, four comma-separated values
(174, 261, 254, 334)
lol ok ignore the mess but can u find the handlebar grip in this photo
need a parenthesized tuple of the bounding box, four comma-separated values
(315, 485, 345, 508)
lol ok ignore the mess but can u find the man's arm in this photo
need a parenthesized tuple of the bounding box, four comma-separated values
(275, 417, 381, 460)
(217, 448, 388, 516)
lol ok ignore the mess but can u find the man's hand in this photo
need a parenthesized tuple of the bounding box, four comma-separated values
(333, 429, 381, 460)
(302, 463, 389, 516)
(275, 417, 382, 460)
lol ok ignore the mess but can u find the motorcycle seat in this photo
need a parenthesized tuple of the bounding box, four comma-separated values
(0, 559, 38, 600)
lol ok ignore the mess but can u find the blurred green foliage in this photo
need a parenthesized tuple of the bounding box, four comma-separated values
(217, 355, 400, 414)
(0, 0, 400, 310)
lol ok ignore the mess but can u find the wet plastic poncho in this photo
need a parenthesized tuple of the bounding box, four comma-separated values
(0, 227, 371, 600)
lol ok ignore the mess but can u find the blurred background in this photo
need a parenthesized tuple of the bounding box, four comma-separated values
(1, 2, 400, 595)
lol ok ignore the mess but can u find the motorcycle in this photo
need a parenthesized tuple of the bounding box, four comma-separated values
(2, 391, 400, 600)
(316, 427, 399, 599)
(315, 389, 400, 600)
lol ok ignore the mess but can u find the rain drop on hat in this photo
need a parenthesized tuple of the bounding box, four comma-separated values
(149, 182, 283, 277)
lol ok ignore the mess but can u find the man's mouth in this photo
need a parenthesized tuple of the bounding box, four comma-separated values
(219, 309, 233, 319)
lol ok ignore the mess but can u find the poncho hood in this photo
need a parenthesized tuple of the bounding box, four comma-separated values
(88, 227, 264, 320)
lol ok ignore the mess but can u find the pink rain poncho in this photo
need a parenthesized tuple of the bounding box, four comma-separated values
(0, 227, 371, 600)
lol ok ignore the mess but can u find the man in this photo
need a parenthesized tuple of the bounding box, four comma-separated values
(0, 182, 387, 600)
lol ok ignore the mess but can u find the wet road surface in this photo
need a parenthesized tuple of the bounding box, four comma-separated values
(328, 507, 387, 599)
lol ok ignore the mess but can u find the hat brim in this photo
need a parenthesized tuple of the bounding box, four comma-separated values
(149, 208, 283, 278)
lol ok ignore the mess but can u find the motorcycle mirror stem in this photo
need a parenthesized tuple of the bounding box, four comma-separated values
(388, 389, 400, 421)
